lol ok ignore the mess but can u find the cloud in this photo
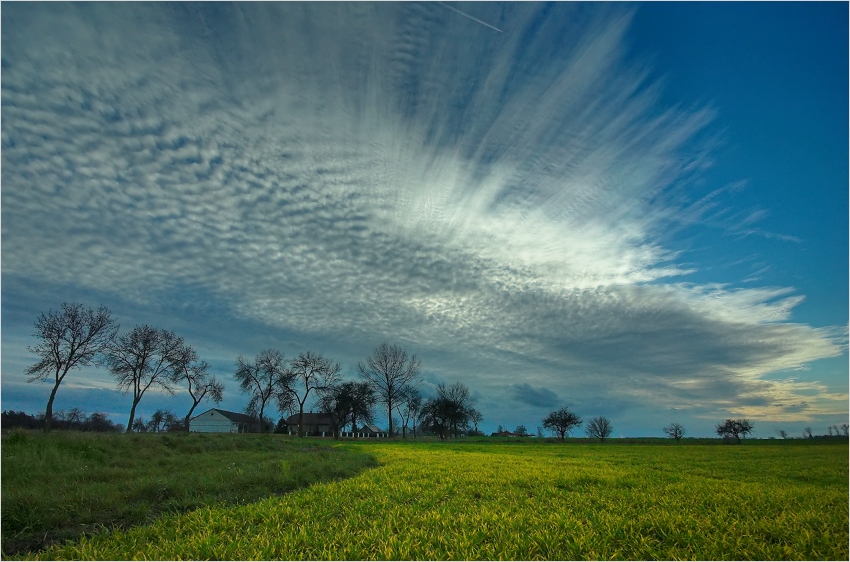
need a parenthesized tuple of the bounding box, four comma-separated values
(1, 3, 845, 432)
(509, 384, 560, 408)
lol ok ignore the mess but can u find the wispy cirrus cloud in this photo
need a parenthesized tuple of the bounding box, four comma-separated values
(2, 3, 845, 432)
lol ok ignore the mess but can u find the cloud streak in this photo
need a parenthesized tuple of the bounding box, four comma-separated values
(2, 3, 845, 432)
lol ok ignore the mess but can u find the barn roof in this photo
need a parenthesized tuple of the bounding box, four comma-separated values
(190, 408, 255, 424)
(284, 412, 333, 425)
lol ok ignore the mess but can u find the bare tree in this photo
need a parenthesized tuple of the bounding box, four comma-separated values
(358, 343, 421, 437)
(585, 416, 613, 442)
(234, 349, 291, 433)
(716, 419, 754, 443)
(25, 303, 118, 431)
(176, 355, 224, 431)
(842, 423, 849, 437)
(542, 407, 582, 441)
(663, 422, 685, 442)
(284, 351, 341, 437)
(106, 326, 193, 432)
(803, 426, 813, 439)
(470, 409, 483, 436)
(778, 429, 789, 440)
(396, 384, 422, 439)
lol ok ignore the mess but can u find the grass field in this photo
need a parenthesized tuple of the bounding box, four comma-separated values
(0, 430, 377, 557)
(3, 434, 847, 560)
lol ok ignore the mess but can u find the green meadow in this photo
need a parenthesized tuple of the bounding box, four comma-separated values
(3, 433, 847, 560)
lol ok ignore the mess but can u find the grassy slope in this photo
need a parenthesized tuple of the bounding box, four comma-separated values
(24, 439, 848, 561)
(0, 431, 378, 557)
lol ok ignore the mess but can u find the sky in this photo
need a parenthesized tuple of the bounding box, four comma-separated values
(2, 2, 847, 438)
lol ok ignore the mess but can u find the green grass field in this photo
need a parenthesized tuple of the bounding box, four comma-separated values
(0, 430, 377, 557)
(4, 434, 847, 560)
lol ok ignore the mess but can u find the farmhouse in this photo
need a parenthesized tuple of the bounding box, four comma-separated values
(281, 412, 334, 436)
(189, 408, 255, 433)
(339, 424, 388, 438)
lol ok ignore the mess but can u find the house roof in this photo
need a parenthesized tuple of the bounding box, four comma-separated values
(284, 412, 333, 425)
(360, 424, 384, 433)
(191, 408, 255, 424)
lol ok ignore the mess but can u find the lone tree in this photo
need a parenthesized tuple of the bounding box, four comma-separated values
(585, 416, 613, 442)
(663, 422, 685, 442)
(542, 407, 582, 440)
(176, 354, 224, 431)
(716, 418, 754, 443)
(234, 349, 292, 433)
(358, 343, 421, 438)
(285, 351, 341, 437)
(25, 303, 117, 431)
(106, 326, 193, 432)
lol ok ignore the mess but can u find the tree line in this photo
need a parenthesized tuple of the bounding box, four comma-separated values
(24, 302, 467, 437)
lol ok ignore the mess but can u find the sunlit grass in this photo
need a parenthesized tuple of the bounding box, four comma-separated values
(21, 439, 848, 560)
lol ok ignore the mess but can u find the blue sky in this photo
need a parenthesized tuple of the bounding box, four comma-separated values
(2, 2, 847, 438)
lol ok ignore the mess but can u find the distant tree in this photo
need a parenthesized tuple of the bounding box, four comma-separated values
(85, 412, 122, 432)
(234, 349, 292, 433)
(842, 423, 849, 437)
(778, 429, 789, 440)
(347, 381, 377, 436)
(542, 407, 582, 441)
(132, 418, 148, 433)
(106, 326, 193, 432)
(497, 424, 504, 434)
(470, 410, 483, 436)
(716, 419, 754, 443)
(358, 343, 421, 438)
(515, 424, 528, 437)
(396, 385, 423, 439)
(585, 416, 613, 442)
(663, 422, 685, 442)
(803, 426, 813, 439)
(67, 407, 85, 426)
(536, 426, 544, 438)
(420, 382, 476, 439)
(284, 351, 341, 437)
(831, 424, 840, 437)
(25, 303, 118, 432)
(176, 354, 224, 432)
(147, 409, 180, 433)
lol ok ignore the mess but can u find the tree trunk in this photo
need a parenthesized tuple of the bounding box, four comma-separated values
(184, 400, 200, 433)
(298, 404, 305, 438)
(44, 381, 61, 432)
(126, 399, 140, 433)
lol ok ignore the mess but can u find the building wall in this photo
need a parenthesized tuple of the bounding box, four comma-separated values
(190, 409, 238, 433)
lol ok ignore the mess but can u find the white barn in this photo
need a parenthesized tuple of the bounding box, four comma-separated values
(189, 408, 255, 433)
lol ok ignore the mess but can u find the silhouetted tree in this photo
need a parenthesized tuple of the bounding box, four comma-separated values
(542, 407, 582, 440)
(842, 423, 849, 437)
(515, 424, 529, 436)
(470, 409, 483, 436)
(420, 382, 475, 439)
(585, 416, 613, 442)
(284, 351, 341, 437)
(716, 419, 754, 443)
(235, 349, 292, 433)
(778, 429, 789, 440)
(396, 384, 422, 439)
(106, 326, 193, 432)
(358, 343, 421, 438)
(176, 354, 224, 432)
(803, 426, 813, 439)
(25, 303, 117, 431)
(663, 422, 685, 442)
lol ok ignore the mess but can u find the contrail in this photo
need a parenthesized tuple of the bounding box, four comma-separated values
(437, 2, 503, 33)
